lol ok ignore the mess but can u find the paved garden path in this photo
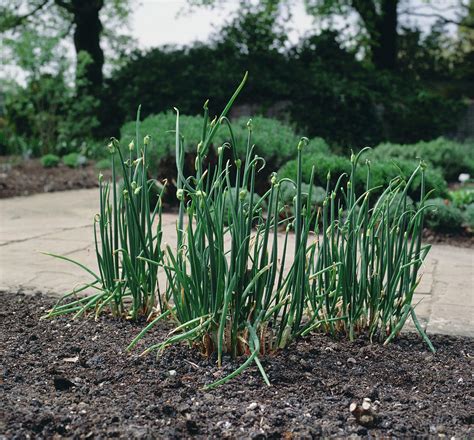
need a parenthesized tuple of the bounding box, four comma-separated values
(1, 189, 473, 337)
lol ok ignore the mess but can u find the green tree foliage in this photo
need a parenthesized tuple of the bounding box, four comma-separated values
(304, 0, 399, 70)
(106, 25, 464, 148)
(1, 0, 133, 97)
(303, 0, 474, 71)
(0, 0, 129, 155)
(1, 0, 471, 157)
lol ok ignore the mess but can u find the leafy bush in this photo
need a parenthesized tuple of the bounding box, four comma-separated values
(4, 74, 68, 156)
(277, 153, 448, 201)
(278, 180, 326, 218)
(450, 188, 474, 208)
(370, 137, 474, 182)
(424, 198, 464, 232)
(40, 153, 60, 168)
(63, 152, 87, 168)
(382, 89, 466, 146)
(4, 70, 100, 157)
(464, 203, 474, 229)
(370, 138, 474, 182)
(120, 112, 205, 161)
(95, 158, 112, 170)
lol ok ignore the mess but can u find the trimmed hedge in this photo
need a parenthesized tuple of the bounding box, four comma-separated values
(369, 138, 474, 182)
(277, 152, 448, 201)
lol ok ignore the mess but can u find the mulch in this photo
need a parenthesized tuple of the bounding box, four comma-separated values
(1, 291, 472, 439)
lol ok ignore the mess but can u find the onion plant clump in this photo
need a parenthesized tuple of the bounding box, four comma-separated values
(44, 75, 433, 387)
(127, 75, 434, 388)
(44, 112, 166, 320)
(308, 154, 433, 349)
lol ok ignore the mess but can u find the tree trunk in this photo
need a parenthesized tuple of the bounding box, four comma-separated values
(69, 0, 105, 96)
(372, 0, 398, 70)
(352, 0, 399, 70)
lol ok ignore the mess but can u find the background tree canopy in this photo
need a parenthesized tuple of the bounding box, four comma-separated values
(0, 0, 473, 155)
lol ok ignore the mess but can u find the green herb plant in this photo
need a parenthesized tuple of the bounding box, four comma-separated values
(62, 152, 87, 168)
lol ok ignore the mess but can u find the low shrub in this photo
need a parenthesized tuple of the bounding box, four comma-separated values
(278, 153, 448, 201)
(450, 188, 474, 209)
(370, 138, 474, 182)
(120, 112, 330, 176)
(424, 198, 464, 232)
(95, 158, 112, 170)
(464, 203, 474, 229)
(63, 152, 87, 168)
(278, 180, 326, 218)
(40, 154, 60, 168)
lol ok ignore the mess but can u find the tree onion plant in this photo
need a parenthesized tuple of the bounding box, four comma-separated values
(45, 74, 434, 387)
(43, 109, 165, 320)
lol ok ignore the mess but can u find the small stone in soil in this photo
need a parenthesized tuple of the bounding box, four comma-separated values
(53, 376, 75, 391)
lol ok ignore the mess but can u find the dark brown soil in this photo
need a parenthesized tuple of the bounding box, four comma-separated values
(1, 292, 472, 439)
(423, 228, 474, 248)
(0, 157, 110, 199)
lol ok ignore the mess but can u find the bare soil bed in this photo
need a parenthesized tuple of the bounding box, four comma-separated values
(1, 291, 472, 439)
(0, 158, 110, 199)
(423, 228, 474, 248)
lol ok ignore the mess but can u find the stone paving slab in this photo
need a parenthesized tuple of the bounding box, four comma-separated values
(1, 189, 473, 337)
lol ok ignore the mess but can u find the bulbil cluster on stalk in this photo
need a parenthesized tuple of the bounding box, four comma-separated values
(45, 74, 434, 387)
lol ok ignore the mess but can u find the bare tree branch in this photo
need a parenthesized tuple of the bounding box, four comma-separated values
(400, 10, 474, 30)
(54, 0, 74, 13)
(0, 0, 51, 32)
